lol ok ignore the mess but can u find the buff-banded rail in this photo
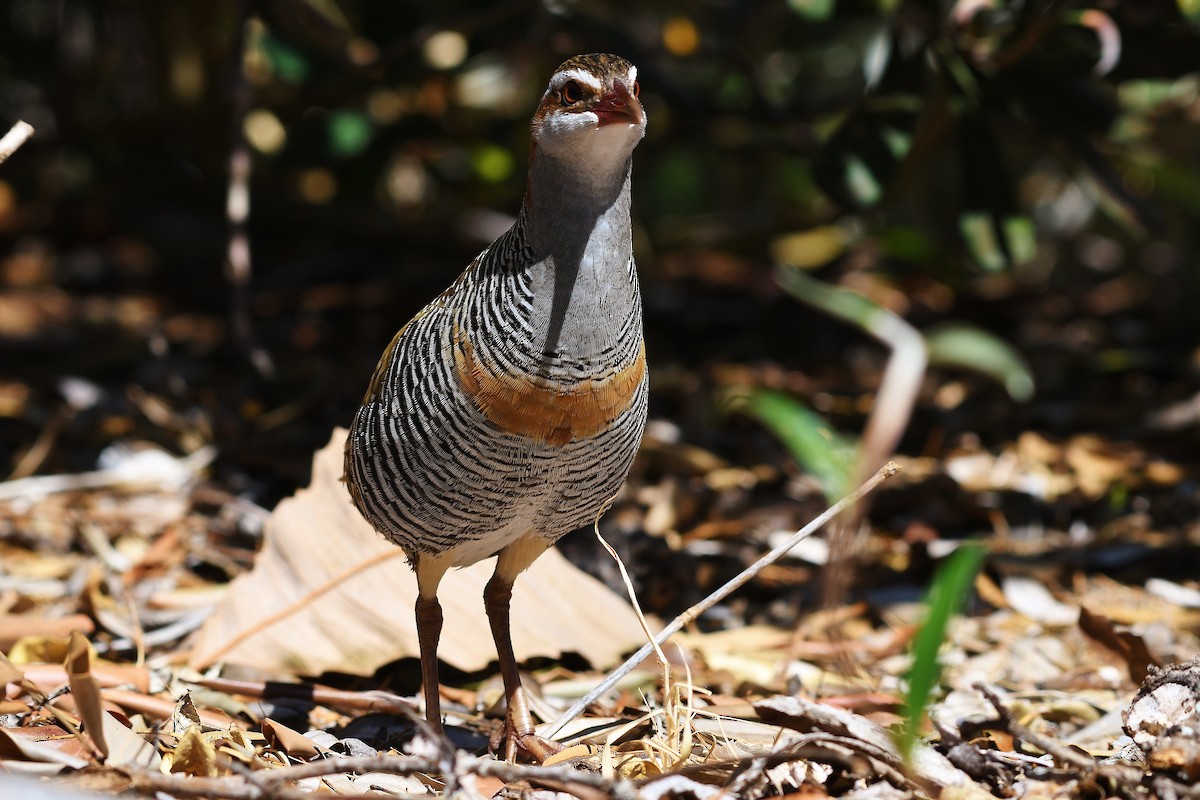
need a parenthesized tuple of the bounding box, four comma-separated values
(345, 53, 648, 760)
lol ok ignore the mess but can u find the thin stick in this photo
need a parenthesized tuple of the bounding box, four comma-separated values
(126, 752, 638, 800)
(0, 121, 33, 165)
(545, 462, 902, 737)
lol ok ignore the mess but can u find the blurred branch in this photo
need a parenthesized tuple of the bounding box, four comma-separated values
(227, 2, 275, 378)
(0, 121, 34, 165)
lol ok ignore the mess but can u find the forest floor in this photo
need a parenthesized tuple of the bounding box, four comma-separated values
(2, 224, 1200, 800)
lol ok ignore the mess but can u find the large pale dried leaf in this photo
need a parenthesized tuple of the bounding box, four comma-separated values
(190, 428, 645, 675)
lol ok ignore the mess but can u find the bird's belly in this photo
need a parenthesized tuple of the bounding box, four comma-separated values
(346, 372, 647, 566)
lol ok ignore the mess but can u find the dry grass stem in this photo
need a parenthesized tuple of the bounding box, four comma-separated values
(548, 461, 901, 736)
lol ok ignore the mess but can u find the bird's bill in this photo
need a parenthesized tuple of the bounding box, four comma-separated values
(593, 80, 644, 127)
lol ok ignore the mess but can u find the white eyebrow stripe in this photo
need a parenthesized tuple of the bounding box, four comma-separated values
(550, 69, 604, 91)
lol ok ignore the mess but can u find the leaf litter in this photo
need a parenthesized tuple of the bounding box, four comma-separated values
(1, 407, 1200, 798)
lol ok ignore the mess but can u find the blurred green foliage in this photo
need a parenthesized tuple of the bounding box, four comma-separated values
(2, 0, 1200, 469)
(3, 0, 1199, 284)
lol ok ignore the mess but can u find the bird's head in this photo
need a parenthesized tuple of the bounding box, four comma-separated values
(530, 54, 645, 178)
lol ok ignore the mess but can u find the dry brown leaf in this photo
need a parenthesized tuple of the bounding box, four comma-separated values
(190, 428, 646, 676)
(261, 717, 330, 759)
(8, 636, 72, 665)
(64, 631, 107, 760)
(0, 650, 24, 686)
(0, 726, 91, 769)
(1078, 607, 1161, 684)
(168, 726, 217, 777)
(97, 711, 161, 770)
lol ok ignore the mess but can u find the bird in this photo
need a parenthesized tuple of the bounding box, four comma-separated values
(345, 53, 648, 760)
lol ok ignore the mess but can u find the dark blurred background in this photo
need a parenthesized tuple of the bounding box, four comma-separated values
(3, 0, 1200, 513)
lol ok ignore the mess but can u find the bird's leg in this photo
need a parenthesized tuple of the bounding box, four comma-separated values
(485, 535, 560, 762)
(415, 553, 454, 737)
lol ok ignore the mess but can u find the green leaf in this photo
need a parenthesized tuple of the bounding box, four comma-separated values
(897, 543, 987, 763)
(787, 0, 836, 21)
(814, 106, 919, 210)
(258, 33, 310, 84)
(645, 148, 709, 215)
(769, 226, 850, 270)
(924, 323, 1035, 401)
(959, 212, 1036, 271)
(775, 264, 887, 332)
(955, 109, 1036, 270)
(844, 155, 883, 206)
(723, 388, 856, 499)
(328, 110, 373, 158)
(471, 144, 514, 183)
(881, 226, 937, 265)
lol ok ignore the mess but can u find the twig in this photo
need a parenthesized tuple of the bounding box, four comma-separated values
(189, 676, 417, 716)
(0, 121, 34, 165)
(124, 752, 637, 800)
(972, 682, 1200, 798)
(546, 462, 902, 737)
(976, 683, 1102, 773)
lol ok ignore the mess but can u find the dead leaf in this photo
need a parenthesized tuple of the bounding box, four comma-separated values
(8, 636, 72, 665)
(1001, 576, 1078, 626)
(64, 631, 107, 760)
(97, 711, 161, 770)
(190, 428, 646, 676)
(467, 775, 507, 797)
(0, 650, 24, 686)
(261, 717, 330, 759)
(168, 726, 217, 777)
(754, 695, 987, 795)
(0, 726, 91, 769)
(1078, 607, 1160, 683)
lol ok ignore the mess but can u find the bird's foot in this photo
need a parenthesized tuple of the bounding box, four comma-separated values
(496, 727, 563, 763)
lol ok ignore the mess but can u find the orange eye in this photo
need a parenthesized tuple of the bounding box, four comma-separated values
(632, 81, 640, 97)
(561, 80, 583, 105)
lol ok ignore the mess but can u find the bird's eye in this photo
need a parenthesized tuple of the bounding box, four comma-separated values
(632, 81, 640, 97)
(561, 80, 583, 105)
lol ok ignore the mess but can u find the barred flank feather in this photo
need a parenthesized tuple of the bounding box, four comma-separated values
(345, 206, 647, 569)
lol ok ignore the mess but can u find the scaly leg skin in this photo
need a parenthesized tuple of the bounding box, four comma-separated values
(485, 535, 562, 762)
(414, 594, 444, 736)
(414, 552, 454, 737)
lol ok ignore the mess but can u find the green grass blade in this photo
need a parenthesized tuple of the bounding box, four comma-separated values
(897, 542, 987, 763)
